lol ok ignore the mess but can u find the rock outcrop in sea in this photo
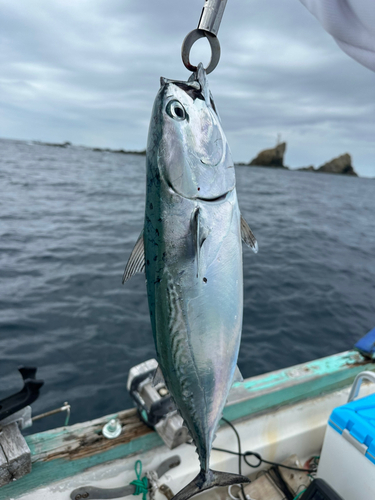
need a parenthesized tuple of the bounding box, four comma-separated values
(248, 142, 287, 168)
(297, 165, 315, 172)
(34, 141, 72, 148)
(92, 147, 146, 155)
(33, 140, 146, 155)
(317, 153, 357, 176)
(297, 153, 358, 176)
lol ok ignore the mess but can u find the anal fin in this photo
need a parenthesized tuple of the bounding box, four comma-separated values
(231, 365, 243, 385)
(226, 366, 244, 402)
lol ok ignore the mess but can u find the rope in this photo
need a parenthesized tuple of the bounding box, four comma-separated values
(130, 460, 149, 500)
(293, 489, 307, 500)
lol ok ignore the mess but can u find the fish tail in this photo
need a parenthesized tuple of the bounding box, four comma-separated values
(171, 468, 249, 500)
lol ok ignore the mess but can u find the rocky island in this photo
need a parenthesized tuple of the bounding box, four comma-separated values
(237, 142, 287, 168)
(298, 153, 358, 176)
(237, 142, 358, 176)
(33, 140, 146, 155)
(317, 153, 357, 176)
(92, 147, 146, 155)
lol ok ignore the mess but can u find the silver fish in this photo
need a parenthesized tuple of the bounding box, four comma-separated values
(123, 64, 257, 500)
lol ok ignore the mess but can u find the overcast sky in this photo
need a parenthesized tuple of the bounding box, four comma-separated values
(0, 0, 374, 176)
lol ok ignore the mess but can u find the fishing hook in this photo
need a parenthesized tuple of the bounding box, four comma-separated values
(181, 0, 227, 74)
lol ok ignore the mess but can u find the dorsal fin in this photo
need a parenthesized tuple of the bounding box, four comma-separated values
(122, 230, 145, 283)
(240, 215, 258, 253)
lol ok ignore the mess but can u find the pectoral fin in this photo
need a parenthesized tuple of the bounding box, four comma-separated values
(240, 215, 258, 253)
(122, 230, 145, 283)
(191, 208, 207, 278)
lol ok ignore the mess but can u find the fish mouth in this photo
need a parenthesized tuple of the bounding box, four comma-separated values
(200, 158, 221, 167)
(167, 180, 233, 203)
(196, 192, 229, 202)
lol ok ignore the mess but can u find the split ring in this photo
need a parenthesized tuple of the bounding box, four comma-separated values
(228, 484, 242, 500)
(181, 29, 221, 74)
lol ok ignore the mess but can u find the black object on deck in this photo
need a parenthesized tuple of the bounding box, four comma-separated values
(301, 478, 344, 500)
(0, 366, 44, 421)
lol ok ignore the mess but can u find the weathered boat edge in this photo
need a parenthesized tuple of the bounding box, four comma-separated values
(224, 350, 371, 421)
(2, 350, 374, 499)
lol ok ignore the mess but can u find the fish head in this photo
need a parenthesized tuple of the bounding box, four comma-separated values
(148, 64, 235, 201)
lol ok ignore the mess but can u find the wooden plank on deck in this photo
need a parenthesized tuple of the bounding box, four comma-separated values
(0, 422, 31, 487)
(0, 445, 12, 487)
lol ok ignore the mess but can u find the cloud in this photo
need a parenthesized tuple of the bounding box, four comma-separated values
(0, 0, 374, 175)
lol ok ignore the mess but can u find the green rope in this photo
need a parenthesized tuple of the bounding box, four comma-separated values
(293, 489, 306, 500)
(130, 460, 149, 500)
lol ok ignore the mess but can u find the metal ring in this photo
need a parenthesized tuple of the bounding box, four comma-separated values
(228, 484, 242, 500)
(181, 29, 221, 74)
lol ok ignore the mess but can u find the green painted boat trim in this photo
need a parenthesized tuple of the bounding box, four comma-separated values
(223, 350, 374, 421)
(3, 350, 374, 499)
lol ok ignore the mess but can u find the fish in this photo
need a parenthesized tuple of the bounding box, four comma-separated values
(123, 63, 258, 500)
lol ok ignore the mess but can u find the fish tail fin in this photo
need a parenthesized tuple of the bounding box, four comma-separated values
(171, 469, 249, 500)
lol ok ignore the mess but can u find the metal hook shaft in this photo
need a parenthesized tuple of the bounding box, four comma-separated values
(198, 0, 228, 37)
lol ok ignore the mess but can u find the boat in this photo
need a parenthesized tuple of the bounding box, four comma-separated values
(1, 329, 375, 500)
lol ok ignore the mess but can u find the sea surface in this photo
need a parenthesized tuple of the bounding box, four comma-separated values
(1, 138, 374, 433)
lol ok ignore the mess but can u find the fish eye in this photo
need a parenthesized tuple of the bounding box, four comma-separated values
(166, 100, 187, 121)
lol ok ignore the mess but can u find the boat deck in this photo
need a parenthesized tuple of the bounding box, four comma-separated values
(1, 350, 374, 500)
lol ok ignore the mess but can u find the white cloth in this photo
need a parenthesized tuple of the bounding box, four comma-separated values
(299, 0, 375, 71)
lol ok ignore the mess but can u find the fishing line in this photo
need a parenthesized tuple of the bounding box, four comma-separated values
(212, 446, 317, 473)
(220, 417, 249, 499)
(220, 418, 245, 476)
(213, 418, 317, 474)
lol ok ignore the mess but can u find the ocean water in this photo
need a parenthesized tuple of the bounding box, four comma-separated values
(1, 138, 374, 433)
